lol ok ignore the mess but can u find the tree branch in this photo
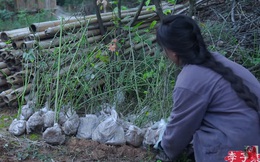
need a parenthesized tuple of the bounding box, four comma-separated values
(116, 0, 122, 35)
(94, 0, 106, 36)
(153, 0, 164, 22)
(128, 0, 146, 27)
(189, 0, 196, 16)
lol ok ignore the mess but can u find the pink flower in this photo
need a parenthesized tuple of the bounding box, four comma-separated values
(108, 39, 117, 52)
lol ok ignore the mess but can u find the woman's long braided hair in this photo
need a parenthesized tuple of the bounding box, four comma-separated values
(156, 14, 259, 111)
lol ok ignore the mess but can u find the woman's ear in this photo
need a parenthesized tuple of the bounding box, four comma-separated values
(165, 49, 179, 65)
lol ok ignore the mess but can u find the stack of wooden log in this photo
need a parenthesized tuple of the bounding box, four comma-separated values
(0, 2, 188, 107)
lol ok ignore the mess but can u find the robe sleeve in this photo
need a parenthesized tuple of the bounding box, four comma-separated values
(161, 87, 209, 160)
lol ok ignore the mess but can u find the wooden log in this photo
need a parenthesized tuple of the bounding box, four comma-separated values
(1, 27, 30, 41)
(1, 84, 32, 103)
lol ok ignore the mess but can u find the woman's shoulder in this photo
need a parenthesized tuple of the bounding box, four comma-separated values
(175, 63, 222, 94)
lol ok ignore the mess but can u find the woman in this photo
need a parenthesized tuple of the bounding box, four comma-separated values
(155, 15, 260, 161)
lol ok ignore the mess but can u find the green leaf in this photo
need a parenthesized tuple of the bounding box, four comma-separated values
(167, 0, 176, 4)
(143, 70, 155, 79)
(149, 20, 157, 29)
(145, 0, 151, 6)
(163, 9, 172, 15)
(133, 21, 144, 30)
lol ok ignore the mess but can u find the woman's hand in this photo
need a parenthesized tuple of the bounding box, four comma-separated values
(155, 141, 172, 162)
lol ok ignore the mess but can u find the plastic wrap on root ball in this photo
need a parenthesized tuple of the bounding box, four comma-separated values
(9, 119, 26, 136)
(62, 113, 80, 135)
(26, 111, 44, 134)
(20, 104, 34, 120)
(43, 123, 65, 145)
(92, 109, 126, 145)
(125, 125, 144, 147)
(143, 119, 167, 146)
(43, 110, 55, 128)
(58, 112, 67, 125)
(76, 114, 99, 139)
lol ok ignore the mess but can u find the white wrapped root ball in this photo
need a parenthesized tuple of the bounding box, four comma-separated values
(43, 123, 65, 145)
(20, 104, 34, 120)
(143, 119, 167, 146)
(26, 111, 44, 134)
(76, 114, 99, 139)
(62, 113, 80, 135)
(125, 125, 144, 147)
(92, 109, 126, 145)
(43, 110, 55, 128)
(58, 112, 67, 125)
(9, 119, 26, 136)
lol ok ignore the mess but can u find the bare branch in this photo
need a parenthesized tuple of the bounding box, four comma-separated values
(128, 0, 146, 27)
(116, 0, 122, 35)
(231, 0, 237, 26)
(94, 0, 106, 36)
(153, 0, 164, 22)
(189, 0, 196, 16)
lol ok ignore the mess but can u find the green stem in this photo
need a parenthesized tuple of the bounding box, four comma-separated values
(54, 18, 63, 123)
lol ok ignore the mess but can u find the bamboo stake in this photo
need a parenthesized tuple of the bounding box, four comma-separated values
(10, 50, 23, 59)
(45, 9, 154, 36)
(21, 40, 37, 49)
(12, 40, 24, 49)
(0, 98, 6, 107)
(0, 88, 13, 98)
(6, 75, 24, 85)
(24, 31, 54, 41)
(0, 51, 8, 59)
(124, 35, 156, 54)
(0, 78, 7, 86)
(0, 62, 7, 69)
(6, 70, 27, 85)
(0, 68, 11, 77)
(2, 84, 32, 103)
(29, 3, 162, 33)
(30, 16, 93, 33)
(1, 27, 30, 41)
(0, 42, 7, 49)
(35, 33, 102, 49)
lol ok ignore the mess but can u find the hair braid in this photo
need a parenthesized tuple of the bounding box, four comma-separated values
(156, 14, 259, 111)
(202, 56, 259, 111)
